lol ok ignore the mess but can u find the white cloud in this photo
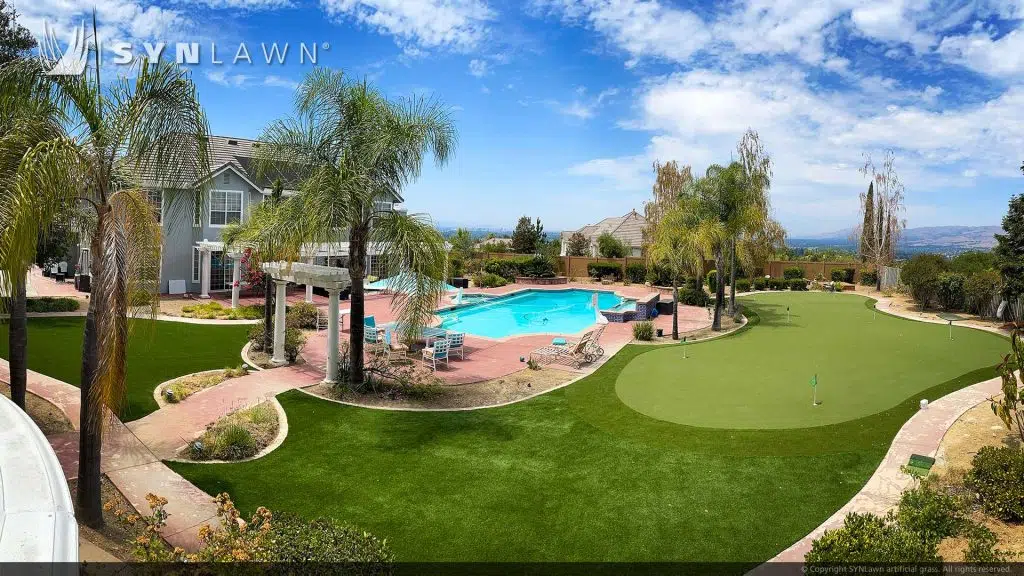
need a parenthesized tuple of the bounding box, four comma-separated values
(565, 64, 1022, 229)
(178, 0, 292, 8)
(544, 85, 618, 121)
(319, 0, 494, 51)
(263, 75, 299, 89)
(536, 0, 711, 63)
(206, 70, 298, 90)
(206, 69, 250, 86)
(468, 58, 489, 77)
(938, 26, 1024, 77)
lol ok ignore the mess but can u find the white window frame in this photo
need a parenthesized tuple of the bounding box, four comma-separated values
(192, 247, 201, 283)
(147, 190, 164, 224)
(208, 189, 243, 228)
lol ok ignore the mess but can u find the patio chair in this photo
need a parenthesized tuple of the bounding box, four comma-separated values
(422, 338, 450, 371)
(446, 332, 466, 360)
(530, 331, 594, 369)
(316, 307, 329, 332)
(363, 315, 381, 344)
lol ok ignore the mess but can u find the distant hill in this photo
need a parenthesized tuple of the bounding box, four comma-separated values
(791, 225, 1002, 257)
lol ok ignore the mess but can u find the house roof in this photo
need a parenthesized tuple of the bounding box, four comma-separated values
(562, 210, 646, 246)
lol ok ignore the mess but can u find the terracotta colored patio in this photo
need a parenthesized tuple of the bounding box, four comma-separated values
(225, 282, 714, 385)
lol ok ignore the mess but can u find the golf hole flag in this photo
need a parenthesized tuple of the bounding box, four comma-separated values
(810, 374, 817, 388)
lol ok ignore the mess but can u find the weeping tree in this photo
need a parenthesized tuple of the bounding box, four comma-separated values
(858, 151, 906, 290)
(729, 129, 773, 315)
(253, 69, 456, 388)
(0, 26, 210, 526)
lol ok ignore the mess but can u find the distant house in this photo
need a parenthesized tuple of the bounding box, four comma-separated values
(560, 210, 646, 257)
(474, 237, 512, 251)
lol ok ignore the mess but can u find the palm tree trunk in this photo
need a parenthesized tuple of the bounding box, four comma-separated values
(9, 269, 27, 410)
(728, 240, 736, 315)
(712, 248, 724, 331)
(349, 225, 367, 388)
(77, 229, 104, 529)
(671, 278, 679, 340)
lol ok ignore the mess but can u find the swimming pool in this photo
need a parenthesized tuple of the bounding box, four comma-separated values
(437, 289, 633, 338)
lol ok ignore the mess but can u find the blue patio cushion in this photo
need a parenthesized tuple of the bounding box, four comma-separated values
(552, 337, 567, 346)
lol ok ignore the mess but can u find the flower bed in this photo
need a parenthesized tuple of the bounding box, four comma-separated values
(514, 276, 568, 285)
(180, 401, 279, 461)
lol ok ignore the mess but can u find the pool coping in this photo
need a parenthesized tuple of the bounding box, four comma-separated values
(433, 286, 655, 342)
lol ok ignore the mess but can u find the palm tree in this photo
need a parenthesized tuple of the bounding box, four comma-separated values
(221, 188, 306, 350)
(648, 194, 708, 339)
(693, 163, 744, 331)
(253, 69, 455, 387)
(0, 76, 65, 411)
(0, 26, 210, 526)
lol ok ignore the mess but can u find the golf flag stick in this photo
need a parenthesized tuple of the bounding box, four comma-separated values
(811, 373, 818, 406)
(682, 336, 687, 359)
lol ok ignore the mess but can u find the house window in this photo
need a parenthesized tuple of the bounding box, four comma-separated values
(192, 247, 201, 282)
(210, 251, 234, 291)
(210, 190, 242, 226)
(147, 190, 163, 223)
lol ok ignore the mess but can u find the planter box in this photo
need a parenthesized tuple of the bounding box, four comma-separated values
(74, 274, 91, 293)
(514, 276, 568, 285)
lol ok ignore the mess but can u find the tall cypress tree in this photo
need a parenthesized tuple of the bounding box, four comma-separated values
(860, 182, 874, 262)
(995, 194, 1024, 299)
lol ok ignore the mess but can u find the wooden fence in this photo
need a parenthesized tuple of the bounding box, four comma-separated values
(473, 253, 870, 282)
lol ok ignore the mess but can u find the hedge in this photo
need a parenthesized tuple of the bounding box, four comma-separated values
(483, 255, 555, 281)
(625, 263, 646, 284)
(830, 269, 846, 282)
(783, 267, 804, 280)
(26, 297, 80, 313)
(752, 278, 767, 291)
(860, 270, 878, 286)
(768, 278, 787, 290)
(789, 278, 808, 291)
(587, 262, 623, 280)
(735, 279, 751, 292)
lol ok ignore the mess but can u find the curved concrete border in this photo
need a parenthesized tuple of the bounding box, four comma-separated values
(162, 397, 289, 464)
(240, 342, 265, 371)
(152, 369, 227, 408)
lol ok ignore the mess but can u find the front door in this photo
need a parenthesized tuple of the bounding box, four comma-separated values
(210, 251, 234, 291)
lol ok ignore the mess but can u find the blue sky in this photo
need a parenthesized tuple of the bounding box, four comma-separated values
(11, 0, 1024, 236)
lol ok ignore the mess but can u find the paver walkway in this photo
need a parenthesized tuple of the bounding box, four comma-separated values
(128, 366, 319, 459)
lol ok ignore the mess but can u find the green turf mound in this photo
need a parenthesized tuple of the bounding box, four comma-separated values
(614, 292, 1007, 429)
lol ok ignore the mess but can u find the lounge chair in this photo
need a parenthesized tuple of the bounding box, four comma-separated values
(530, 331, 595, 369)
(422, 338, 450, 371)
(446, 332, 466, 360)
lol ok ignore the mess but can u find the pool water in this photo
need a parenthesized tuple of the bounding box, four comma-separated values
(437, 289, 632, 338)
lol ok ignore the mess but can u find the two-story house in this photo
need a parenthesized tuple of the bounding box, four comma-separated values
(74, 135, 402, 297)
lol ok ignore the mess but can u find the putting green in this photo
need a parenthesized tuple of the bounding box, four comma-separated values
(615, 292, 1007, 429)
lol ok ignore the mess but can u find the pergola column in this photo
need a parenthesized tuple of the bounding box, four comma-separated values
(305, 257, 315, 303)
(271, 279, 289, 366)
(324, 288, 340, 383)
(230, 253, 242, 309)
(199, 249, 211, 299)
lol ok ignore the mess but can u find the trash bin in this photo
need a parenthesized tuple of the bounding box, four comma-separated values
(75, 274, 91, 293)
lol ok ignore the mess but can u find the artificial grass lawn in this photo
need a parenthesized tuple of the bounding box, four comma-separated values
(0, 317, 250, 421)
(617, 292, 1009, 428)
(170, 294, 1008, 563)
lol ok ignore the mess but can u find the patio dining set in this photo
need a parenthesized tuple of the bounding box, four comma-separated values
(362, 316, 465, 371)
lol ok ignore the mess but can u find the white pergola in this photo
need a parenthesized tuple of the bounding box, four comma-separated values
(262, 261, 352, 383)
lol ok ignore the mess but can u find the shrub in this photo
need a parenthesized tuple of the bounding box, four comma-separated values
(735, 278, 751, 292)
(587, 262, 623, 280)
(214, 424, 257, 460)
(625, 262, 646, 284)
(284, 327, 305, 362)
(706, 270, 717, 292)
(632, 321, 654, 341)
(768, 278, 787, 290)
(473, 272, 507, 288)
(482, 258, 520, 282)
(269, 512, 394, 564)
(901, 253, 948, 308)
(830, 269, 846, 282)
(783, 266, 804, 280)
(287, 302, 320, 330)
(25, 297, 79, 313)
(678, 287, 709, 306)
(248, 321, 266, 351)
(895, 483, 967, 545)
(788, 278, 808, 291)
(964, 269, 1002, 316)
(845, 268, 856, 283)
(805, 512, 939, 563)
(183, 301, 263, 320)
(860, 270, 878, 286)
(950, 250, 996, 276)
(752, 277, 767, 291)
(936, 272, 966, 310)
(596, 233, 626, 258)
(965, 445, 1024, 522)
